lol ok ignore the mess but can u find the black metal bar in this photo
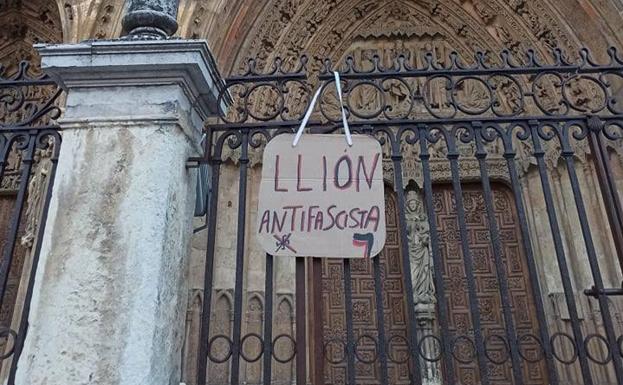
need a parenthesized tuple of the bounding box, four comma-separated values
(0, 134, 36, 310)
(444, 130, 491, 385)
(263, 253, 274, 385)
(560, 127, 623, 382)
(372, 255, 389, 385)
(417, 125, 457, 385)
(230, 132, 250, 385)
(528, 120, 594, 384)
(502, 125, 560, 385)
(595, 132, 623, 238)
(391, 149, 423, 385)
(342, 258, 357, 385)
(226, 73, 308, 83)
(0, 79, 58, 87)
(295, 257, 306, 385)
(207, 115, 623, 132)
(327, 62, 623, 81)
(584, 284, 623, 298)
(473, 123, 524, 385)
(196, 158, 222, 385)
(0, 125, 63, 132)
(0, 134, 12, 193)
(587, 128, 623, 272)
(7, 133, 60, 384)
(310, 257, 324, 385)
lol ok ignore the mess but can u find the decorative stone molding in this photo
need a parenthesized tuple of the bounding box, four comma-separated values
(37, 39, 227, 126)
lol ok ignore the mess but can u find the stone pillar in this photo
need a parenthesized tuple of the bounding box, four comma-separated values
(13, 39, 225, 385)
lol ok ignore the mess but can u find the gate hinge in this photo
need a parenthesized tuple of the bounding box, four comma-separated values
(186, 156, 208, 169)
(583, 282, 623, 298)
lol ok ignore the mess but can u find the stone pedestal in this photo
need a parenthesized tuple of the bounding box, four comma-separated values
(13, 39, 225, 385)
(415, 303, 441, 385)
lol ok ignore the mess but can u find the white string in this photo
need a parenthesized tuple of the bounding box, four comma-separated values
(292, 71, 352, 147)
(292, 86, 322, 147)
(333, 71, 353, 146)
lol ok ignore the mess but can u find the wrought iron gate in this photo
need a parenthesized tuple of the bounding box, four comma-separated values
(196, 48, 623, 385)
(0, 60, 62, 384)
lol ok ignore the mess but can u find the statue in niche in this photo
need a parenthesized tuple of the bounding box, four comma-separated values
(405, 189, 435, 305)
(21, 142, 53, 248)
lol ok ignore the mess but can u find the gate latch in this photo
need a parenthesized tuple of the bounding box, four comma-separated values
(584, 281, 623, 298)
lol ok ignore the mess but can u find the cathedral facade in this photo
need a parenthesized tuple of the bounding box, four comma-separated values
(1, 1, 623, 385)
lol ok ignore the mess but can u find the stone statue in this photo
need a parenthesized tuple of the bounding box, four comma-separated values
(405, 189, 435, 305)
(20, 145, 52, 248)
(406, 190, 441, 385)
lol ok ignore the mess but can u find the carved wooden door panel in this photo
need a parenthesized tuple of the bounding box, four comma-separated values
(321, 191, 410, 385)
(433, 183, 547, 385)
(319, 184, 547, 385)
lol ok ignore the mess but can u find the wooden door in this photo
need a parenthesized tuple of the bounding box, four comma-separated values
(434, 183, 547, 385)
(320, 191, 410, 385)
(318, 184, 547, 384)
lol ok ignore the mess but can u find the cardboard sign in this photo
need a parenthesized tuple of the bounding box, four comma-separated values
(257, 134, 386, 258)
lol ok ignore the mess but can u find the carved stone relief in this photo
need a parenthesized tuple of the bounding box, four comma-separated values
(0, 0, 62, 70)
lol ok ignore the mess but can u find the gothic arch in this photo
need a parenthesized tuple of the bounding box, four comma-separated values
(74, 1, 623, 75)
(243, 294, 264, 383)
(275, 294, 294, 316)
(181, 290, 203, 384)
(229, 0, 583, 73)
(206, 291, 234, 384)
(246, 291, 265, 309)
(214, 289, 234, 314)
(273, 295, 295, 383)
(211, 0, 599, 75)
